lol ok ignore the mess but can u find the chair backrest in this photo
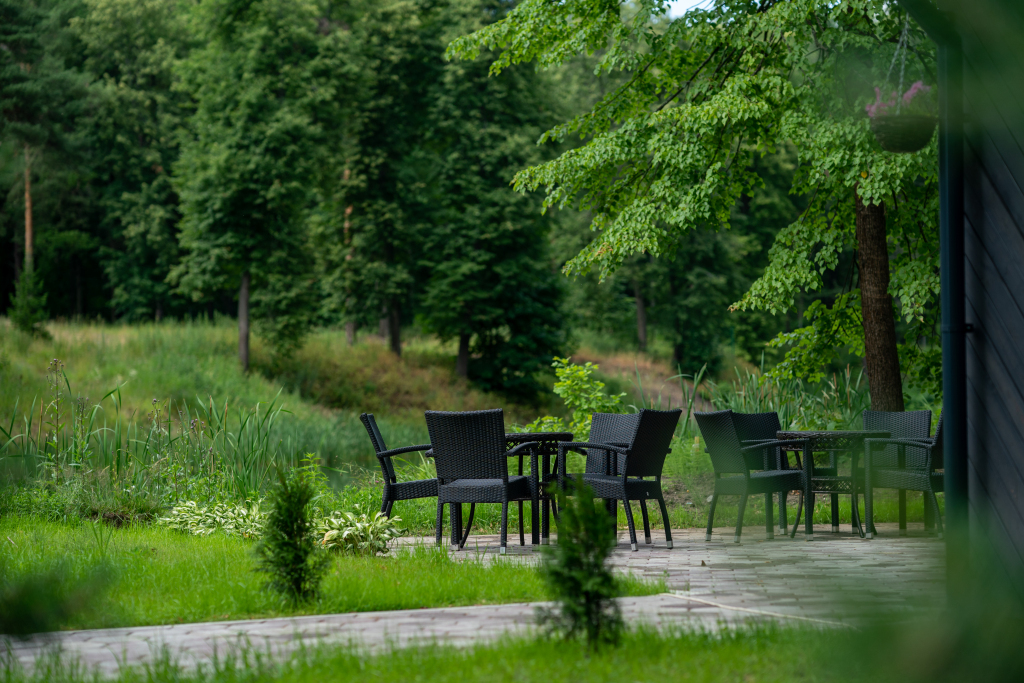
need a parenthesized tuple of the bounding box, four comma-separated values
(623, 408, 682, 477)
(732, 411, 783, 470)
(360, 412, 397, 481)
(694, 409, 748, 475)
(586, 413, 641, 473)
(863, 410, 932, 467)
(424, 409, 507, 482)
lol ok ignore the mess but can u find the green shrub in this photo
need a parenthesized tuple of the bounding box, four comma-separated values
(536, 481, 623, 649)
(254, 470, 328, 602)
(318, 505, 404, 555)
(518, 357, 626, 440)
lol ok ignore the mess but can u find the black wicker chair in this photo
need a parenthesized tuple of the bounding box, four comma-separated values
(424, 409, 539, 555)
(732, 411, 795, 536)
(864, 411, 944, 538)
(695, 409, 811, 543)
(359, 413, 436, 518)
(557, 409, 680, 551)
(862, 409, 933, 536)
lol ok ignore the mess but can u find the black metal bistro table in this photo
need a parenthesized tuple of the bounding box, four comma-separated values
(775, 430, 889, 539)
(441, 431, 574, 548)
(505, 431, 574, 545)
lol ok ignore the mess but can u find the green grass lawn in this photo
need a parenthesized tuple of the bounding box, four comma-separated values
(0, 517, 661, 630)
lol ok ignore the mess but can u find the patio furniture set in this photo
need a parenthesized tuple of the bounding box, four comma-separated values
(359, 406, 944, 553)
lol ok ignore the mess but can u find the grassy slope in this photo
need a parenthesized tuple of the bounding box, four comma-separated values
(0, 517, 660, 630)
(0, 320, 543, 471)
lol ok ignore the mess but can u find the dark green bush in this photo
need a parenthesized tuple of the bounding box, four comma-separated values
(255, 469, 329, 602)
(0, 561, 108, 637)
(536, 480, 623, 648)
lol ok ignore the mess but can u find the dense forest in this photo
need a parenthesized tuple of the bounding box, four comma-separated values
(1, 0, 878, 399)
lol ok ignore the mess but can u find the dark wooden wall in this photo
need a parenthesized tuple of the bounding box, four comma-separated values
(956, 0, 1024, 571)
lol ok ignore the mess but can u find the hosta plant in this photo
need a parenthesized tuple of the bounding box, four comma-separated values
(157, 500, 267, 539)
(318, 506, 405, 556)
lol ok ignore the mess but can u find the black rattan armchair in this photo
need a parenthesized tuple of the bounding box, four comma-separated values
(864, 411, 944, 538)
(695, 410, 811, 543)
(862, 409, 933, 536)
(360, 413, 436, 518)
(557, 409, 680, 551)
(425, 409, 539, 555)
(731, 411, 794, 535)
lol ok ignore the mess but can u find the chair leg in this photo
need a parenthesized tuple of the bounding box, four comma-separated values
(622, 499, 639, 551)
(518, 500, 525, 546)
(656, 496, 673, 549)
(764, 493, 774, 540)
(435, 498, 444, 547)
(705, 493, 719, 542)
(639, 499, 652, 544)
(541, 497, 550, 545)
(924, 491, 935, 531)
(789, 493, 803, 539)
(381, 489, 391, 517)
(451, 503, 462, 550)
(735, 494, 748, 543)
(898, 490, 907, 536)
(385, 499, 395, 519)
(779, 491, 788, 535)
(459, 503, 476, 550)
(530, 494, 540, 546)
(929, 492, 944, 538)
(830, 493, 840, 533)
(804, 489, 815, 541)
(500, 500, 509, 555)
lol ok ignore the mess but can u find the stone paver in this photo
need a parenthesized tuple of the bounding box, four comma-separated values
(4, 523, 943, 678)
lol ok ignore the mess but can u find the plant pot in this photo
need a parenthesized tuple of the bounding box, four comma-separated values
(870, 114, 938, 153)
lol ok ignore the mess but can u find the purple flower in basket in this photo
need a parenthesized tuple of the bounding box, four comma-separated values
(866, 81, 933, 118)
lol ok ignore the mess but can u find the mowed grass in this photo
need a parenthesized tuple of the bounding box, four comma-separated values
(7, 627, 864, 683)
(0, 517, 662, 630)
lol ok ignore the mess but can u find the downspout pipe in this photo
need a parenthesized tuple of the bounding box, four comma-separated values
(898, 0, 966, 594)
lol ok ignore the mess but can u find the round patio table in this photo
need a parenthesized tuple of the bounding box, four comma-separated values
(776, 430, 889, 538)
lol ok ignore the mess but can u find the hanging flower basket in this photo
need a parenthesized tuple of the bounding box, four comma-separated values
(869, 114, 938, 153)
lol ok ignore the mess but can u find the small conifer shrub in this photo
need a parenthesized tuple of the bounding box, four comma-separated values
(255, 469, 329, 602)
(536, 480, 623, 648)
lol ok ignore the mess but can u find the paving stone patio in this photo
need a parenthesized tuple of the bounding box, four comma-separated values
(3, 523, 944, 678)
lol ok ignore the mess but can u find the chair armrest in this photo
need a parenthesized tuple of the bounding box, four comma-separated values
(557, 442, 629, 485)
(864, 438, 934, 448)
(557, 441, 629, 456)
(740, 439, 808, 451)
(506, 441, 540, 457)
(864, 438, 935, 470)
(379, 444, 432, 459)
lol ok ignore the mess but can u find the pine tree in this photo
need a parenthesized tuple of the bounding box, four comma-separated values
(171, 0, 328, 367)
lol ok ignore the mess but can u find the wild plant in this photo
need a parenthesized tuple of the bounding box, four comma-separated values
(536, 480, 623, 649)
(255, 469, 329, 602)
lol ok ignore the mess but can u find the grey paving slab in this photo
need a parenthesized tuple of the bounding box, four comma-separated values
(4, 523, 943, 678)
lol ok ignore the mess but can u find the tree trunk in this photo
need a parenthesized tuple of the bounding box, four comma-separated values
(345, 321, 356, 346)
(633, 280, 647, 352)
(456, 333, 470, 378)
(378, 313, 388, 339)
(75, 266, 82, 318)
(855, 193, 904, 411)
(388, 302, 401, 356)
(238, 272, 251, 372)
(23, 145, 33, 274)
